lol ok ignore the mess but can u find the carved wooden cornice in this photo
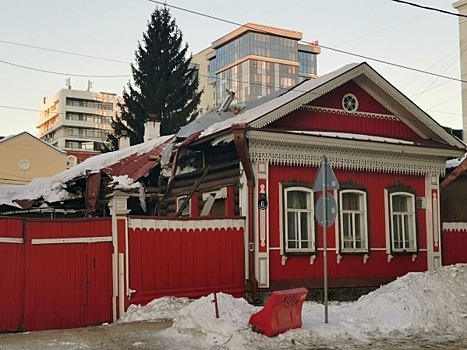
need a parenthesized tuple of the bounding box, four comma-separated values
(248, 130, 457, 176)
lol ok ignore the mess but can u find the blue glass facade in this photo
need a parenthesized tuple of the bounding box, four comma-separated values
(208, 30, 318, 105)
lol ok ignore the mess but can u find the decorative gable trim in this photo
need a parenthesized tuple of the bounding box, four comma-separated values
(300, 105, 398, 121)
(354, 74, 463, 147)
(250, 67, 365, 130)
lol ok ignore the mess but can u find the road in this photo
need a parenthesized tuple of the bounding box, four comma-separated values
(2, 321, 467, 349)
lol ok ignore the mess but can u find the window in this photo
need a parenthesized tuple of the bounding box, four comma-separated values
(176, 196, 190, 217)
(342, 93, 358, 113)
(339, 190, 368, 252)
(389, 192, 417, 252)
(283, 186, 315, 253)
(68, 127, 80, 136)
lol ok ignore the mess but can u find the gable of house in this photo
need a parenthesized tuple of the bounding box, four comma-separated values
(0, 132, 67, 185)
(271, 81, 420, 141)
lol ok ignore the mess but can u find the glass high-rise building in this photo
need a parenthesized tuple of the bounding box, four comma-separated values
(193, 23, 320, 111)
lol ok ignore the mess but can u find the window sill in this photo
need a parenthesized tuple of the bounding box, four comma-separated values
(340, 249, 369, 254)
(392, 250, 417, 254)
(284, 251, 316, 256)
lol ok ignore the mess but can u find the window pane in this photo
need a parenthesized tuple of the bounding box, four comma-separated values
(393, 214, 403, 249)
(287, 191, 308, 209)
(355, 214, 363, 248)
(392, 195, 407, 212)
(287, 212, 297, 249)
(343, 192, 360, 210)
(300, 212, 309, 248)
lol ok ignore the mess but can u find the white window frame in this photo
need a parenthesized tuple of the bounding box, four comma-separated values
(339, 189, 368, 253)
(283, 186, 315, 254)
(176, 196, 190, 217)
(389, 192, 417, 253)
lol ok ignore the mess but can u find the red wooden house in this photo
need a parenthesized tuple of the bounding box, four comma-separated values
(164, 62, 465, 300)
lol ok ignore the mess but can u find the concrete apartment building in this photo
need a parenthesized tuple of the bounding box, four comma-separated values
(454, 0, 467, 140)
(193, 23, 321, 112)
(37, 88, 120, 151)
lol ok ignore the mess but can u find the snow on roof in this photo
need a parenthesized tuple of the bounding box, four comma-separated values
(0, 135, 173, 208)
(199, 63, 360, 139)
(288, 131, 414, 145)
(446, 153, 466, 169)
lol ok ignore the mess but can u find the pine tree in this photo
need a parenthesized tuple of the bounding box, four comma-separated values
(108, 6, 202, 148)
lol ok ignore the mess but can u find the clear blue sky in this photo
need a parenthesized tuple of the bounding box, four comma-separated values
(0, 0, 462, 136)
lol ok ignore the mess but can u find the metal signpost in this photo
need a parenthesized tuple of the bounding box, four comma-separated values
(313, 155, 339, 324)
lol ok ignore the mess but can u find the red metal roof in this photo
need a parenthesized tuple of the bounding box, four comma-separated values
(102, 136, 174, 181)
(66, 150, 101, 164)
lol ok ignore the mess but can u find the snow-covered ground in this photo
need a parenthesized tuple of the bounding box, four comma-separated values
(118, 264, 467, 349)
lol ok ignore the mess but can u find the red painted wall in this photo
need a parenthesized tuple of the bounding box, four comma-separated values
(272, 81, 420, 141)
(128, 224, 245, 305)
(268, 165, 427, 282)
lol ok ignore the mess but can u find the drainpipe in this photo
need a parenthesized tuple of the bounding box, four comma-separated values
(232, 123, 259, 302)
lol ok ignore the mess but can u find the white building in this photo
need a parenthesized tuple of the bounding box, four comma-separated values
(37, 88, 120, 151)
(453, 0, 467, 140)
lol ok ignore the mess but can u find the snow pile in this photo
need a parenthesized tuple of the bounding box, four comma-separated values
(119, 296, 191, 322)
(169, 293, 257, 348)
(121, 264, 467, 349)
(350, 264, 467, 335)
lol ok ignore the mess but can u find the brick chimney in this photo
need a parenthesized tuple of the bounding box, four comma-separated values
(119, 130, 130, 149)
(144, 114, 160, 142)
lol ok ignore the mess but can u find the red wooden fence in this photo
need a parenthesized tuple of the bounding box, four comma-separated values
(0, 216, 246, 332)
(127, 217, 246, 306)
(442, 223, 467, 266)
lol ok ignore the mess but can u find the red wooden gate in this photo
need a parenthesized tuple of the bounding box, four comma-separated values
(0, 218, 25, 331)
(0, 218, 113, 332)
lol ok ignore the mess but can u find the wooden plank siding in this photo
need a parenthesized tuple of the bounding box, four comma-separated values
(127, 218, 245, 305)
(273, 81, 420, 141)
(0, 218, 113, 332)
(0, 218, 25, 332)
(267, 165, 428, 283)
(442, 226, 467, 266)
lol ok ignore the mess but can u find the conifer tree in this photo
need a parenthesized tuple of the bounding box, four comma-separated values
(108, 6, 202, 147)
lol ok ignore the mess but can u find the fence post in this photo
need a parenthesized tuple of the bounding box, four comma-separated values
(108, 190, 130, 321)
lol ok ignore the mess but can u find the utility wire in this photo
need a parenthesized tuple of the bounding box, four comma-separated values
(0, 58, 131, 78)
(0, 1, 462, 127)
(389, 0, 467, 18)
(0, 39, 130, 64)
(149, 0, 467, 85)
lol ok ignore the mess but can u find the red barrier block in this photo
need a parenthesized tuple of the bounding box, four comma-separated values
(249, 287, 308, 337)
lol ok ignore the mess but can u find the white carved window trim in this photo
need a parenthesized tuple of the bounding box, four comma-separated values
(389, 191, 417, 253)
(339, 189, 369, 253)
(283, 186, 315, 254)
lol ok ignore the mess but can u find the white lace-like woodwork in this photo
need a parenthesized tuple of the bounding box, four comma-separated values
(248, 131, 447, 176)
